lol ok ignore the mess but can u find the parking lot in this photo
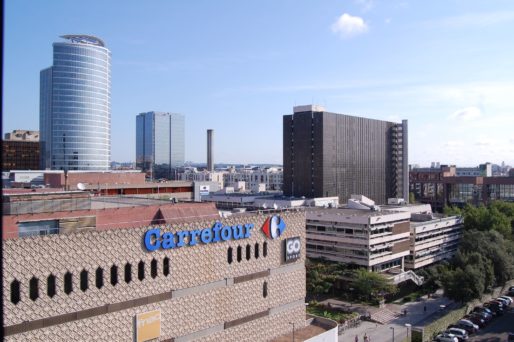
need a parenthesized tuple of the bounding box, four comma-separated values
(468, 308, 514, 342)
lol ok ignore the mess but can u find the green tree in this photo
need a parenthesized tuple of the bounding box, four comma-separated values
(306, 260, 344, 300)
(459, 230, 514, 285)
(352, 269, 397, 301)
(443, 266, 484, 303)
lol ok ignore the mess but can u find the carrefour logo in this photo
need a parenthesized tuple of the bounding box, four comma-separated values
(261, 215, 286, 239)
(144, 222, 254, 252)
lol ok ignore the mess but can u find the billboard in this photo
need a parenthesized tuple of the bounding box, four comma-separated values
(284, 237, 301, 263)
(135, 310, 161, 342)
(199, 185, 210, 196)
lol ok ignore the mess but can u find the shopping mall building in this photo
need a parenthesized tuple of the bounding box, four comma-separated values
(2, 197, 323, 341)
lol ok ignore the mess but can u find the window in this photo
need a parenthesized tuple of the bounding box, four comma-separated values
(138, 261, 145, 281)
(151, 259, 158, 279)
(124, 263, 132, 283)
(10, 280, 21, 304)
(263, 242, 268, 257)
(246, 244, 251, 260)
(163, 257, 170, 277)
(263, 281, 268, 298)
(80, 269, 88, 292)
(237, 246, 242, 262)
(64, 272, 73, 294)
(29, 277, 39, 301)
(110, 265, 118, 286)
(227, 247, 233, 264)
(47, 274, 57, 297)
(95, 267, 104, 289)
(254, 243, 260, 259)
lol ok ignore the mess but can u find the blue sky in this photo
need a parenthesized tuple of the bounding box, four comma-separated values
(4, 0, 514, 166)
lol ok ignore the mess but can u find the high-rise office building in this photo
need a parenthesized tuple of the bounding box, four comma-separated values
(40, 35, 111, 170)
(136, 111, 185, 179)
(283, 105, 408, 204)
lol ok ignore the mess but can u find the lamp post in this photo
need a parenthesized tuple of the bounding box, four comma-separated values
(289, 322, 295, 342)
(405, 323, 411, 341)
(390, 326, 395, 342)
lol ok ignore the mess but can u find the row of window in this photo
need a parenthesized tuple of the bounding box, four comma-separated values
(9, 258, 170, 304)
(227, 242, 267, 264)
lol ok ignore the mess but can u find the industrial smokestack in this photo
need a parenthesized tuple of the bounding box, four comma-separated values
(207, 129, 213, 171)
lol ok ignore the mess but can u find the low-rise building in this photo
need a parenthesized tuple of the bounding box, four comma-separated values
(2, 200, 317, 341)
(2, 130, 40, 171)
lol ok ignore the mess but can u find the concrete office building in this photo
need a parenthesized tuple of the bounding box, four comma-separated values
(136, 112, 185, 180)
(283, 105, 408, 204)
(40, 35, 111, 170)
(3, 130, 40, 170)
(410, 165, 514, 211)
(2, 199, 327, 341)
(305, 195, 463, 280)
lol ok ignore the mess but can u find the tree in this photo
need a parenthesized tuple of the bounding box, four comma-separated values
(459, 230, 514, 285)
(306, 260, 344, 300)
(352, 269, 397, 301)
(443, 266, 484, 303)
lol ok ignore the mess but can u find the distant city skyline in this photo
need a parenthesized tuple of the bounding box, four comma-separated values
(4, 0, 514, 166)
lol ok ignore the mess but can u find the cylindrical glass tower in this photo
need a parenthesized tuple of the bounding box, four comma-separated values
(40, 35, 111, 170)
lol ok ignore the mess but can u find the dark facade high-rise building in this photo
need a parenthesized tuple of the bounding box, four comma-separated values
(2, 130, 40, 170)
(207, 129, 214, 171)
(283, 105, 408, 204)
(136, 111, 185, 179)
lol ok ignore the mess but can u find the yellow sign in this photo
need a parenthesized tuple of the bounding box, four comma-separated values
(135, 310, 161, 342)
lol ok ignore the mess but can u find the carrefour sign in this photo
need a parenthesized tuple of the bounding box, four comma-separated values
(143, 215, 287, 252)
(144, 222, 254, 251)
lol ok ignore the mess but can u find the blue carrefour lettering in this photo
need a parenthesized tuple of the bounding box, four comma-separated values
(144, 229, 162, 251)
(143, 221, 258, 252)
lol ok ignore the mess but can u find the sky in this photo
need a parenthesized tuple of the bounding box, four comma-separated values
(4, 0, 514, 166)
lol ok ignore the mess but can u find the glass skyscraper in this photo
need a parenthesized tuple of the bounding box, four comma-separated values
(136, 112, 185, 179)
(40, 35, 111, 170)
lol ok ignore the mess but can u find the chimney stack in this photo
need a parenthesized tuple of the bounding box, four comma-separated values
(207, 129, 213, 171)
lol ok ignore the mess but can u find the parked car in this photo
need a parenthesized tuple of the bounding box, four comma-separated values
(495, 297, 510, 307)
(471, 307, 493, 320)
(484, 302, 504, 316)
(448, 323, 475, 335)
(470, 311, 491, 323)
(457, 319, 479, 333)
(435, 332, 458, 342)
(499, 295, 513, 305)
(508, 286, 514, 296)
(508, 332, 514, 341)
(463, 314, 486, 328)
(446, 327, 469, 341)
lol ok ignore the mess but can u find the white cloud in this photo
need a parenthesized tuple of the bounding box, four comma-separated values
(386, 114, 401, 123)
(449, 106, 481, 121)
(331, 13, 369, 38)
(444, 140, 464, 148)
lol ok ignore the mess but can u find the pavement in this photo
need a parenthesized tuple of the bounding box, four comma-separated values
(334, 290, 454, 342)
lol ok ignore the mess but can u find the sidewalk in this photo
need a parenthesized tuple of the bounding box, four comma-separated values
(337, 291, 454, 342)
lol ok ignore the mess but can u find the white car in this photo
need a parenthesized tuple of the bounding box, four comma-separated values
(447, 327, 468, 341)
(435, 332, 458, 342)
(499, 295, 513, 305)
(495, 297, 510, 306)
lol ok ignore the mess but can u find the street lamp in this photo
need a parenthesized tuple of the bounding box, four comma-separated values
(390, 326, 395, 342)
(405, 323, 411, 341)
(289, 322, 295, 342)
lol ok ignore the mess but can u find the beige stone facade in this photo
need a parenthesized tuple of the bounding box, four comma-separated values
(3, 210, 307, 341)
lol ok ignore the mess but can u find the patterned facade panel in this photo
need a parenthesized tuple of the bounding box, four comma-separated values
(3, 211, 306, 340)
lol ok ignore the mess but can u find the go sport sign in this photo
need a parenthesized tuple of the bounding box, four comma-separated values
(143, 215, 286, 252)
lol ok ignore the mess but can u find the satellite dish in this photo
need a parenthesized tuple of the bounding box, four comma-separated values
(77, 183, 86, 190)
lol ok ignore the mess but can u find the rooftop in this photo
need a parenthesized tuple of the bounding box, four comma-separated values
(60, 34, 105, 47)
